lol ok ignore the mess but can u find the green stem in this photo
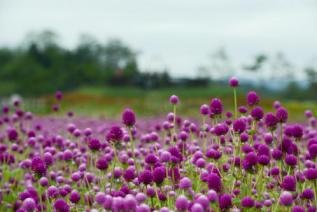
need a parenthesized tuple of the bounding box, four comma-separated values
(233, 88, 238, 119)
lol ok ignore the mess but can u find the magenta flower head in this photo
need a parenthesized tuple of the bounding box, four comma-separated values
(241, 196, 255, 208)
(153, 166, 166, 185)
(279, 191, 293, 206)
(53, 198, 70, 212)
(304, 168, 317, 180)
(200, 104, 209, 116)
(305, 110, 313, 118)
(122, 108, 136, 127)
(281, 175, 296, 191)
(276, 107, 288, 123)
(175, 195, 189, 211)
(22, 198, 36, 212)
(229, 77, 239, 87)
(169, 95, 179, 105)
(179, 177, 192, 189)
(308, 144, 317, 159)
(233, 119, 246, 134)
(210, 98, 223, 115)
(301, 188, 314, 200)
(96, 156, 108, 170)
(55, 91, 63, 101)
(246, 91, 260, 106)
(264, 112, 278, 130)
(69, 190, 81, 204)
(207, 173, 222, 192)
(291, 125, 303, 139)
(31, 156, 47, 177)
(106, 126, 123, 143)
(88, 138, 101, 151)
(219, 194, 232, 209)
(251, 106, 264, 121)
(138, 170, 153, 185)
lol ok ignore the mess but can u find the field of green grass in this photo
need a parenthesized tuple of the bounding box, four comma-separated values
(19, 85, 317, 122)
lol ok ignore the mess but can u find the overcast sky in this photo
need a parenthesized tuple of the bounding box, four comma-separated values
(0, 0, 317, 78)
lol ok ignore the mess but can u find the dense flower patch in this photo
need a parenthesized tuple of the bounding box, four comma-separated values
(0, 78, 317, 211)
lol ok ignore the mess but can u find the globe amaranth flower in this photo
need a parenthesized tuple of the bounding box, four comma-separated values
(291, 125, 303, 139)
(285, 154, 297, 167)
(122, 108, 136, 127)
(153, 166, 166, 185)
(53, 198, 70, 212)
(169, 95, 179, 105)
(308, 144, 317, 159)
(233, 118, 246, 134)
(123, 167, 136, 182)
(22, 198, 36, 212)
(96, 156, 109, 170)
(238, 106, 248, 114)
(279, 191, 293, 206)
(300, 188, 314, 200)
(210, 98, 223, 115)
(281, 175, 296, 191)
(200, 104, 209, 115)
(304, 168, 317, 180)
(264, 112, 278, 130)
(138, 170, 153, 185)
(246, 91, 260, 106)
(251, 106, 264, 121)
(219, 194, 232, 209)
(179, 177, 192, 189)
(69, 190, 81, 204)
(106, 126, 123, 143)
(207, 173, 222, 192)
(241, 196, 255, 208)
(88, 138, 101, 151)
(229, 77, 239, 87)
(276, 107, 288, 123)
(175, 195, 189, 211)
(31, 156, 47, 177)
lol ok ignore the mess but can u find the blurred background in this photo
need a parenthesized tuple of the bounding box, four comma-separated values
(0, 0, 317, 120)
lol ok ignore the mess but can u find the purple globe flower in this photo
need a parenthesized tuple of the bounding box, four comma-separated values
(69, 190, 81, 204)
(264, 112, 278, 130)
(251, 106, 264, 121)
(281, 175, 296, 191)
(219, 194, 232, 209)
(210, 98, 223, 115)
(169, 95, 179, 105)
(304, 168, 317, 180)
(22, 198, 36, 212)
(233, 118, 246, 134)
(153, 166, 166, 185)
(246, 91, 260, 106)
(200, 104, 209, 115)
(207, 173, 222, 192)
(175, 195, 189, 211)
(53, 198, 70, 212)
(55, 90, 63, 101)
(179, 177, 192, 189)
(276, 107, 288, 123)
(96, 156, 109, 170)
(285, 154, 297, 167)
(106, 126, 123, 143)
(229, 77, 239, 87)
(88, 138, 101, 151)
(122, 108, 136, 127)
(31, 156, 47, 177)
(301, 188, 314, 200)
(138, 170, 153, 185)
(241, 196, 255, 208)
(279, 191, 293, 206)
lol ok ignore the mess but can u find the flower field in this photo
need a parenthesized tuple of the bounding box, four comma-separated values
(1, 78, 317, 212)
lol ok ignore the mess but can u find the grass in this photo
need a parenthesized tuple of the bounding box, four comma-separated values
(18, 85, 317, 121)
